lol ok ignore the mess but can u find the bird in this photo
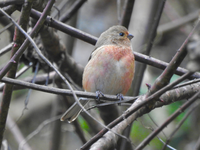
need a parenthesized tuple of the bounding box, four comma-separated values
(60, 25, 135, 123)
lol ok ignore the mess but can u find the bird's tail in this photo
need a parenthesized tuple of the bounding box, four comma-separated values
(60, 98, 89, 123)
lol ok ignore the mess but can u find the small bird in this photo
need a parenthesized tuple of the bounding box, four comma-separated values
(61, 25, 135, 122)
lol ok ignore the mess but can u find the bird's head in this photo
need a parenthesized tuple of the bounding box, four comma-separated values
(96, 25, 134, 48)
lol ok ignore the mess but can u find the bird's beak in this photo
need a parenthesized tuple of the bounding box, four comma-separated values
(127, 34, 134, 40)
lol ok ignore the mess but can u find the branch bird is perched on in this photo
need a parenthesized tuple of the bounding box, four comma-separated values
(61, 25, 135, 122)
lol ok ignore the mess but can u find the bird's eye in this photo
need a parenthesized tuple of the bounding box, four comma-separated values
(119, 32, 124, 36)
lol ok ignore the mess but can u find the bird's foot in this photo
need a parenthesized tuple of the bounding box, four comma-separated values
(116, 93, 124, 105)
(96, 90, 105, 102)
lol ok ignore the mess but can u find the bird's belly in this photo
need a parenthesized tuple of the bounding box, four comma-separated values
(94, 63, 123, 94)
(83, 53, 134, 95)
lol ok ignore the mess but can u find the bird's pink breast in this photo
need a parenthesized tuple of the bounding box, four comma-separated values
(82, 45, 135, 95)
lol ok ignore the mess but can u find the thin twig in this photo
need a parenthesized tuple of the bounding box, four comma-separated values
(148, 114, 168, 139)
(157, 9, 200, 34)
(0, 0, 55, 80)
(0, 63, 32, 90)
(0, 0, 34, 147)
(0, 22, 13, 35)
(30, 8, 98, 45)
(145, 0, 166, 55)
(59, 0, 87, 22)
(16, 63, 32, 78)
(134, 51, 200, 79)
(135, 91, 200, 150)
(18, 115, 61, 150)
(0, 42, 13, 57)
(51, 0, 70, 18)
(120, 0, 135, 28)
(0, 0, 24, 7)
(162, 101, 200, 150)
(0, 67, 48, 91)
(0, 5, 19, 17)
(138, 118, 176, 150)
(7, 115, 32, 150)
(173, 78, 200, 89)
(148, 16, 200, 96)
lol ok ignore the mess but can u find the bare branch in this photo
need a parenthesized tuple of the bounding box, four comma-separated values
(136, 91, 200, 150)
(148, 16, 200, 96)
(59, 0, 87, 22)
(0, 0, 55, 80)
(120, 0, 135, 28)
(30, 8, 98, 45)
(0, 0, 33, 147)
(162, 101, 200, 150)
(0, 0, 24, 7)
(0, 42, 13, 57)
(6, 115, 32, 150)
(0, 5, 20, 17)
(18, 115, 61, 150)
(157, 9, 200, 34)
(134, 51, 200, 79)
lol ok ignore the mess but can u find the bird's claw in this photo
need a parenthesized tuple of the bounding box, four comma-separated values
(96, 90, 104, 102)
(116, 93, 124, 105)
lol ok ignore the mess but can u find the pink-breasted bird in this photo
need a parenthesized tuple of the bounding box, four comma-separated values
(61, 25, 135, 122)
